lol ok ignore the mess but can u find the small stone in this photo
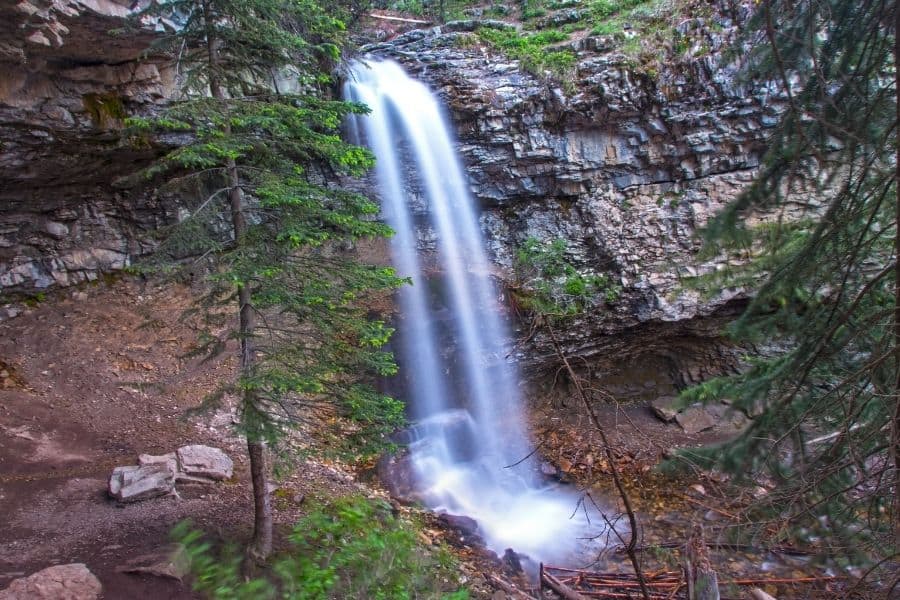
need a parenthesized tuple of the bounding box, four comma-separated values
(438, 513, 479, 536)
(44, 221, 69, 239)
(138, 452, 177, 474)
(0, 563, 101, 599)
(650, 396, 679, 422)
(540, 461, 557, 476)
(116, 545, 189, 582)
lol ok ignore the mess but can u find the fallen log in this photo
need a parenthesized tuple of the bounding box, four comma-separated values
(542, 570, 589, 600)
(485, 572, 537, 600)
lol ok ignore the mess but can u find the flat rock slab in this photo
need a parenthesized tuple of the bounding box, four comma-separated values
(116, 545, 189, 582)
(138, 452, 177, 473)
(176, 445, 233, 481)
(0, 563, 101, 600)
(108, 463, 175, 503)
(675, 406, 717, 435)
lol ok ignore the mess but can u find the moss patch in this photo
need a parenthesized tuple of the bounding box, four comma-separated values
(82, 92, 127, 129)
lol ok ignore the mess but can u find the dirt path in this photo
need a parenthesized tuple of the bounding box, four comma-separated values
(0, 278, 360, 599)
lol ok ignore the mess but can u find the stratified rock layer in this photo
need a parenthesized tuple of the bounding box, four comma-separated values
(0, 0, 177, 292)
(357, 8, 781, 387)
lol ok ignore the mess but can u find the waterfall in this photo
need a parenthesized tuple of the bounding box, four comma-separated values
(345, 59, 601, 563)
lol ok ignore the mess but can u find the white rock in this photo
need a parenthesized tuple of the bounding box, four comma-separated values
(108, 464, 174, 502)
(176, 445, 233, 481)
(44, 221, 69, 239)
(0, 563, 101, 599)
(138, 452, 177, 474)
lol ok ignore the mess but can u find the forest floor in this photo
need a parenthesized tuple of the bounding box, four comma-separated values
(0, 277, 847, 599)
(0, 277, 372, 599)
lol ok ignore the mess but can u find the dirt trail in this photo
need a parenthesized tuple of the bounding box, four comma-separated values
(0, 278, 358, 599)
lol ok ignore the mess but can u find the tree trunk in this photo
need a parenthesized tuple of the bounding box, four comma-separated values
(893, 0, 900, 546)
(203, 0, 272, 562)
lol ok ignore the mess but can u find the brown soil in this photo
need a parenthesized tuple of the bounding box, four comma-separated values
(0, 275, 846, 599)
(0, 278, 365, 599)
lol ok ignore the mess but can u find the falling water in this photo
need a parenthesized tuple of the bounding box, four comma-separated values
(345, 59, 602, 563)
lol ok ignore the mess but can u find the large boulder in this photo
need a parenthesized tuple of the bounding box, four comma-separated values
(108, 445, 233, 503)
(108, 463, 175, 503)
(176, 444, 233, 481)
(0, 563, 101, 600)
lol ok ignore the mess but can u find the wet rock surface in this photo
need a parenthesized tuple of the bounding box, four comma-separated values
(352, 10, 784, 386)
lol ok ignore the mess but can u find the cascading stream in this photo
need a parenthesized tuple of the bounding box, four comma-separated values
(345, 59, 603, 563)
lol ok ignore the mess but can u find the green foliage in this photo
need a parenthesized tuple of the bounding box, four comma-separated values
(589, 0, 648, 19)
(174, 496, 468, 599)
(477, 27, 576, 81)
(129, 0, 407, 459)
(674, 0, 899, 571)
(21, 291, 47, 307)
(514, 237, 620, 319)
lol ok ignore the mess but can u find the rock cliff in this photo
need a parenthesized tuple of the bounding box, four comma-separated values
(0, 2, 778, 391)
(359, 10, 781, 391)
(0, 0, 175, 292)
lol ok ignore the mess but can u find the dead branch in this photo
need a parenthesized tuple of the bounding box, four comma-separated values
(485, 572, 537, 600)
(543, 318, 652, 600)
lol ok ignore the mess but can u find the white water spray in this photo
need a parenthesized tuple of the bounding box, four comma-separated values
(345, 59, 603, 563)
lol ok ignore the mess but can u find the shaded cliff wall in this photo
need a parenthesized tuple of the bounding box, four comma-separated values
(0, 0, 177, 293)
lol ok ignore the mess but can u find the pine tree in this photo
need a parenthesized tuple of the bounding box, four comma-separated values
(129, 0, 405, 562)
(681, 0, 898, 577)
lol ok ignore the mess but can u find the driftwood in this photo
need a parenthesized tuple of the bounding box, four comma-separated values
(367, 13, 431, 23)
(748, 589, 777, 600)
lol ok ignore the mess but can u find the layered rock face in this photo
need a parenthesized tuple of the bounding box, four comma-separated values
(0, 0, 176, 292)
(0, 2, 777, 392)
(361, 13, 781, 391)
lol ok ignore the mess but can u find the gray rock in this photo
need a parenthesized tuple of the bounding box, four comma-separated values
(44, 221, 69, 239)
(138, 452, 177, 473)
(116, 545, 189, 581)
(675, 406, 717, 435)
(176, 445, 233, 481)
(438, 513, 479, 536)
(705, 402, 750, 430)
(108, 464, 175, 502)
(650, 396, 680, 422)
(0, 563, 101, 599)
